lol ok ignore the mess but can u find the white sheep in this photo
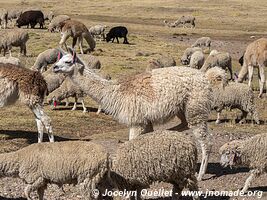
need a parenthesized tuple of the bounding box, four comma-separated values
(48, 15, 70, 32)
(89, 25, 107, 41)
(0, 141, 109, 199)
(111, 130, 199, 200)
(32, 48, 63, 72)
(189, 50, 205, 69)
(191, 37, 211, 50)
(175, 15, 196, 28)
(0, 8, 8, 29)
(220, 133, 267, 193)
(43, 10, 54, 22)
(7, 9, 22, 26)
(180, 47, 202, 65)
(0, 56, 21, 66)
(206, 67, 259, 124)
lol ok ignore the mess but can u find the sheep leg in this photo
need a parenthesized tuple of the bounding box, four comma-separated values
(31, 105, 54, 142)
(187, 176, 200, 200)
(24, 177, 46, 200)
(247, 65, 253, 89)
(241, 169, 258, 193)
(65, 98, 69, 106)
(172, 184, 183, 200)
(116, 37, 119, 43)
(72, 96, 78, 111)
(96, 105, 102, 114)
(258, 65, 265, 98)
(228, 64, 233, 81)
(215, 112, 221, 124)
(81, 98, 87, 113)
(239, 110, 248, 124)
(37, 185, 46, 200)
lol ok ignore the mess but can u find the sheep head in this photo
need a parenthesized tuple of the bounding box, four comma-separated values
(219, 140, 243, 168)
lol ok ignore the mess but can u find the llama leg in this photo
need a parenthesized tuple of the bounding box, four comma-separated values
(78, 36, 84, 54)
(96, 105, 101, 114)
(72, 96, 78, 111)
(241, 169, 258, 193)
(258, 65, 265, 98)
(72, 37, 77, 49)
(81, 98, 87, 113)
(59, 33, 70, 51)
(31, 105, 54, 142)
(248, 65, 253, 89)
(36, 119, 44, 143)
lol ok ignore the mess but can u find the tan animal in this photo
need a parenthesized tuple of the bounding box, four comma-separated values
(59, 20, 95, 54)
(237, 38, 267, 98)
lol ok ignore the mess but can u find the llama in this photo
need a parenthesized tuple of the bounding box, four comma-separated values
(53, 49, 213, 181)
(0, 63, 54, 143)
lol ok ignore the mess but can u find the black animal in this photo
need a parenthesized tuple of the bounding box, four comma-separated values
(239, 53, 244, 66)
(106, 26, 129, 44)
(16, 10, 44, 29)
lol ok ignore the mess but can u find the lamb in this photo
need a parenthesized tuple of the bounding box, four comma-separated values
(32, 48, 63, 72)
(206, 67, 259, 124)
(89, 25, 107, 41)
(189, 50, 205, 69)
(180, 47, 202, 65)
(0, 8, 8, 29)
(106, 26, 129, 44)
(175, 15, 196, 28)
(47, 77, 88, 113)
(220, 133, 267, 193)
(0, 29, 29, 57)
(191, 37, 211, 50)
(111, 130, 199, 200)
(146, 54, 176, 71)
(48, 15, 70, 32)
(0, 141, 109, 200)
(237, 38, 267, 98)
(59, 20, 96, 54)
(53, 49, 215, 181)
(0, 63, 54, 142)
(200, 51, 233, 80)
(0, 56, 21, 66)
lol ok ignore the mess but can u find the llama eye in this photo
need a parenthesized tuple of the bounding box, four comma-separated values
(65, 61, 71, 64)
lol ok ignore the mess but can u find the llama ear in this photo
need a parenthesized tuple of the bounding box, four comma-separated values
(57, 52, 62, 61)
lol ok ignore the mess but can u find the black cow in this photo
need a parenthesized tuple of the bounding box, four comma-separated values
(16, 10, 44, 29)
(106, 26, 129, 44)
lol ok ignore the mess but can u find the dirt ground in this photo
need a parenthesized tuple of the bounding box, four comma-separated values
(0, 0, 266, 199)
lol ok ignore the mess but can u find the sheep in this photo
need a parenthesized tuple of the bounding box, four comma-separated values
(111, 130, 199, 200)
(89, 25, 107, 41)
(175, 15, 196, 28)
(0, 29, 29, 57)
(207, 67, 259, 125)
(16, 10, 44, 29)
(163, 20, 176, 28)
(106, 26, 129, 44)
(48, 15, 70, 32)
(0, 8, 8, 29)
(219, 133, 267, 193)
(200, 51, 233, 80)
(43, 66, 66, 94)
(191, 37, 211, 50)
(0, 141, 109, 200)
(189, 50, 205, 69)
(32, 48, 63, 72)
(79, 54, 101, 69)
(0, 56, 21, 66)
(180, 47, 202, 65)
(43, 10, 54, 22)
(47, 77, 88, 113)
(237, 38, 267, 98)
(146, 54, 176, 71)
(7, 9, 22, 25)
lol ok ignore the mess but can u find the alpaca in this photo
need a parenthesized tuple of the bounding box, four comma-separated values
(53, 49, 213, 181)
(0, 63, 54, 143)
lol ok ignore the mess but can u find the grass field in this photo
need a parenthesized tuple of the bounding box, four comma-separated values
(0, 0, 267, 199)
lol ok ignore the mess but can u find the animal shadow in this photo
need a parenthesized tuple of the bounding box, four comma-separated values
(0, 197, 26, 200)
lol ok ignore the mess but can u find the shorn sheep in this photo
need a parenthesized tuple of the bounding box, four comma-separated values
(53, 49, 215, 181)
(48, 14, 70, 32)
(176, 15, 196, 28)
(237, 38, 267, 98)
(111, 130, 199, 200)
(89, 24, 107, 41)
(0, 63, 54, 142)
(146, 54, 176, 71)
(0, 141, 109, 200)
(0, 8, 8, 29)
(200, 51, 233, 80)
(0, 29, 29, 57)
(180, 47, 202, 65)
(32, 48, 63, 72)
(191, 37, 211, 50)
(220, 133, 267, 193)
(59, 20, 96, 54)
(206, 67, 259, 124)
(189, 50, 205, 69)
(47, 77, 88, 113)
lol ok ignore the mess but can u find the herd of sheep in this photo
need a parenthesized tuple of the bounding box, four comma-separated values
(0, 7, 266, 200)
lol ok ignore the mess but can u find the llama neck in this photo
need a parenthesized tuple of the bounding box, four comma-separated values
(0, 152, 20, 177)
